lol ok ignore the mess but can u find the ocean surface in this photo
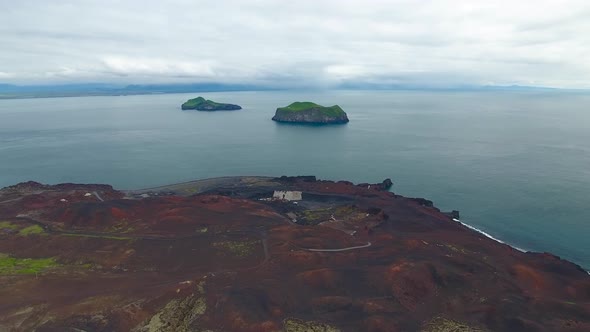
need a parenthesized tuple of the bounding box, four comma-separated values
(1, 90, 589, 269)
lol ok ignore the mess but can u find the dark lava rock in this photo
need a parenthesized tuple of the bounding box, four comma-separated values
(381, 178, 393, 190)
(276, 175, 317, 183)
(410, 197, 435, 207)
(444, 210, 461, 219)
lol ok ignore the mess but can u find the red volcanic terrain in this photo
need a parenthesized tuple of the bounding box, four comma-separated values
(0, 176, 588, 331)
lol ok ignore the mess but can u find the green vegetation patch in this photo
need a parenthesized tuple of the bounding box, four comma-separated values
(301, 207, 333, 224)
(0, 221, 19, 231)
(421, 317, 486, 332)
(181, 96, 227, 109)
(61, 233, 131, 241)
(284, 318, 340, 332)
(213, 240, 260, 257)
(142, 293, 206, 332)
(300, 205, 364, 225)
(18, 225, 45, 236)
(1, 222, 48, 236)
(277, 102, 346, 117)
(107, 221, 135, 233)
(0, 254, 59, 275)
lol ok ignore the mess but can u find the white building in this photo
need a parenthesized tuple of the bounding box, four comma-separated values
(273, 190, 302, 201)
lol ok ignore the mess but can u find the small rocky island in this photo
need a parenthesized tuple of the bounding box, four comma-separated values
(181, 96, 242, 111)
(272, 101, 349, 124)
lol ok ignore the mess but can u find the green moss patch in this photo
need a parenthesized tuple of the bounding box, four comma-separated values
(142, 293, 206, 332)
(301, 208, 333, 224)
(284, 318, 340, 332)
(61, 233, 131, 241)
(277, 102, 345, 117)
(0, 221, 19, 231)
(213, 240, 260, 257)
(0, 254, 59, 275)
(299, 205, 365, 225)
(422, 317, 486, 332)
(18, 225, 45, 236)
(107, 221, 134, 233)
(1, 222, 47, 236)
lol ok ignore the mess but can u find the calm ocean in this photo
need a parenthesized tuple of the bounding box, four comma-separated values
(1, 90, 589, 269)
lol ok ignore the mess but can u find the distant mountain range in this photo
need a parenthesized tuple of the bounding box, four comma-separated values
(0, 82, 584, 99)
(0, 83, 271, 99)
(336, 82, 563, 91)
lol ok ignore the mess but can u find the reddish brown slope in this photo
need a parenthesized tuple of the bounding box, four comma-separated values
(0, 177, 588, 331)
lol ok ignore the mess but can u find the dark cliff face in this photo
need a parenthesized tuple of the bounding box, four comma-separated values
(272, 107, 349, 124)
(181, 103, 242, 111)
(0, 177, 589, 332)
(191, 103, 242, 111)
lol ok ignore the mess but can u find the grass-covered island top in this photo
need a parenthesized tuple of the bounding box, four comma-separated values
(181, 97, 242, 111)
(272, 101, 349, 124)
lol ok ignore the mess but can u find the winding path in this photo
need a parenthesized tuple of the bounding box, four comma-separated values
(92, 191, 104, 202)
(301, 242, 372, 252)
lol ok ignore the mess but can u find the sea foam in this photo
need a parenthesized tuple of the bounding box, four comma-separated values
(453, 218, 526, 253)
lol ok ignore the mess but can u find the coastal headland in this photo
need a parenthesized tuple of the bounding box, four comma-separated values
(0, 176, 588, 331)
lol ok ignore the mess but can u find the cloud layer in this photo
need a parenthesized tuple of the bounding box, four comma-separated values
(1, 0, 589, 88)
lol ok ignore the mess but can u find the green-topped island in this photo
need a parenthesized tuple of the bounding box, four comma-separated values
(272, 101, 349, 124)
(181, 97, 242, 111)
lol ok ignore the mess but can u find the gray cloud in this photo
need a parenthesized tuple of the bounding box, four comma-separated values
(0, 0, 589, 88)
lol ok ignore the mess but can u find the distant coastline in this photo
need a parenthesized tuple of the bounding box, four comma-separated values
(1, 83, 586, 100)
(0, 83, 274, 100)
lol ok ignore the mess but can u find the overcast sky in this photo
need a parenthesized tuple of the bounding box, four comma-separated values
(1, 0, 589, 88)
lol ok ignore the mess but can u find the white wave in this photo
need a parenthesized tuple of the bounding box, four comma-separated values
(453, 218, 526, 253)
(453, 219, 590, 274)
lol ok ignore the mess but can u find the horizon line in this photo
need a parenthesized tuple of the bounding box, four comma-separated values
(1, 82, 589, 100)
